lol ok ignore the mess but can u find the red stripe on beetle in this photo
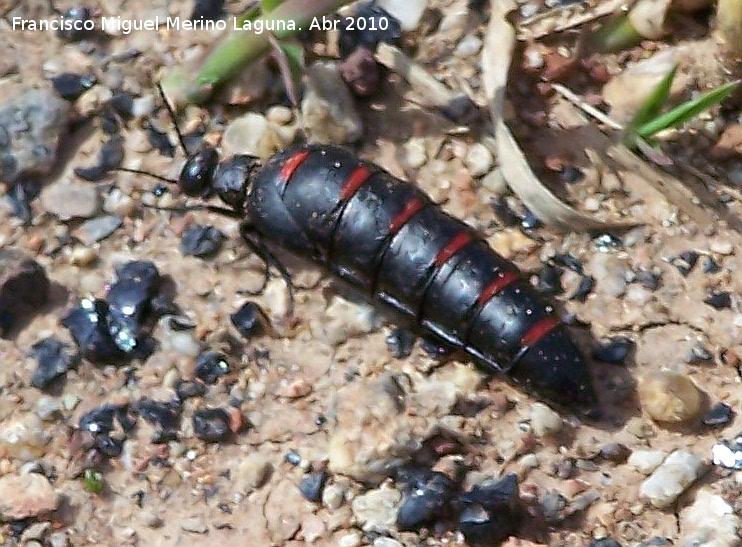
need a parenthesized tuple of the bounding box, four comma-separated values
(435, 232, 473, 266)
(279, 150, 310, 183)
(340, 165, 372, 201)
(389, 197, 425, 233)
(520, 315, 560, 347)
(476, 270, 519, 305)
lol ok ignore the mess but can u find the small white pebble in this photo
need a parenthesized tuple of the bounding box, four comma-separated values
(465, 143, 494, 177)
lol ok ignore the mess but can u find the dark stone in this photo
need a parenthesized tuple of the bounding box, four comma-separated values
(704, 291, 732, 310)
(230, 301, 269, 339)
(194, 351, 230, 384)
(539, 490, 567, 524)
(0, 250, 50, 336)
(193, 408, 231, 442)
(29, 336, 79, 390)
(520, 208, 541, 230)
(285, 450, 301, 466)
(559, 166, 584, 184)
(536, 264, 563, 295)
(671, 251, 699, 276)
(591, 336, 634, 364)
(190, 0, 225, 20)
(50, 73, 97, 101)
(703, 256, 722, 274)
(57, 7, 95, 41)
(181, 225, 225, 258)
(62, 298, 127, 364)
(552, 253, 584, 274)
(457, 473, 522, 545)
(572, 275, 594, 302)
(134, 398, 182, 440)
(175, 379, 207, 400)
(146, 123, 175, 157)
(95, 434, 123, 457)
(703, 402, 734, 426)
(74, 135, 124, 181)
(385, 328, 416, 359)
(6, 179, 42, 225)
(635, 269, 661, 290)
(79, 404, 118, 435)
(106, 261, 163, 356)
(599, 443, 631, 463)
(299, 471, 327, 503)
(491, 196, 520, 227)
(686, 343, 713, 364)
(396, 470, 455, 531)
(593, 233, 622, 251)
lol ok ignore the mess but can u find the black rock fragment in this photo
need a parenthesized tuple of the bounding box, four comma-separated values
(145, 122, 175, 157)
(593, 233, 622, 251)
(190, 0, 225, 20)
(194, 351, 230, 384)
(134, 398, 182, 442)
(230, 301, 269, 339)
(79, 404, 118, 435)
(106, 261, 166, 356)
(51, 73, 97, 101)
(386, 328, 416, 359)
(536, 264, 563, 295)
(299, 471, 327, 503)
(559, 166, 584, 184)
(703, 256, 722, 274)
(591, 336, 634, 364)
(552, 253, 584, 274)
(456, 473, 522, 546)
(74, 134, 124, 181)
(6, 179, 42, 225)
(193, 408, 231, 442)
(703, 402, 734, 426)
(396, 469, 455, 531)
(670, 251, 699, 276)
(285, 450, 302, 466)
(491, 196, 520, 227)
(704, 291, 732, 310)
(686, 343, 713, 364)
(57, 7, 95, 41)
(181, 225, 225, 258)
(0, 250, 50, 336)
(635, 269, 661, 290)
(29, 336, 79, 390)
(421, 339, 453, 360)
(175, 379, 207, 400)
(338, 2, 402, 59)
(598, 443, 631, 463)
(571, 275, 594, 302)
(520, 208, 541, 230)
(62, 298, 127, 363)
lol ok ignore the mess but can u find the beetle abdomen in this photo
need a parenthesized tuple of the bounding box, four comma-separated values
(247, 144, 597, 412)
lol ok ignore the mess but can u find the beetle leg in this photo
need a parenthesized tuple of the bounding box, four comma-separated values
(239, 223, 295, 315)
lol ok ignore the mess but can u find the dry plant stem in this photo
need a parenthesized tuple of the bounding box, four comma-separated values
(162, 0, 350, 106)
(483, 0, 627, 231)
(717, 0, 742, 57)
(550, 83, 624, 130)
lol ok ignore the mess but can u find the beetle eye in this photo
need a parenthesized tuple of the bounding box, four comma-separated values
(179, 148, 219, 196)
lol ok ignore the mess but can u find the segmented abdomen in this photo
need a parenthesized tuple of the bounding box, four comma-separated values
(248, 144, 597, 411)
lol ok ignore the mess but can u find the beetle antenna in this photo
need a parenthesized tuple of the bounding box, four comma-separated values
(113, 166, 178, 184)
(156, 82, 190, 157)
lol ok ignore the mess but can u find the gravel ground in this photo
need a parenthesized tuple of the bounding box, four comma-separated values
(1, 0, 742, 546)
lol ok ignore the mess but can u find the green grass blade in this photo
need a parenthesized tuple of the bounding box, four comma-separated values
(590, 15, 643, 53)
(628, 64, 678, 131)
(261, 0, 286, 13)
(636, 80, 741, 139)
